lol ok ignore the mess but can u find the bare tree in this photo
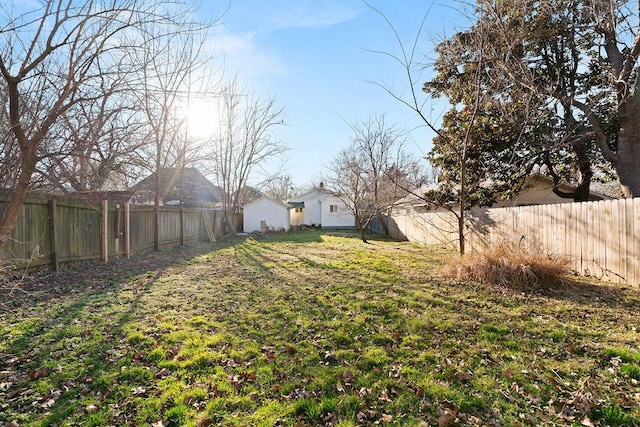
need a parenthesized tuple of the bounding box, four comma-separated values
(323, 115, 426, 243)
(0, 0, 191, 251)
(122, 8, 222, 250)
(0, 82, 19, 190)
(34, 72, 144, 192)
(262, 173, 297, 202)
(208, 77, 287, 234)
(366, 2, 490, 254)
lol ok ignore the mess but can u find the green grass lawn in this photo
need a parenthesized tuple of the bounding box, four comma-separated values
(1, 230, 640, 426)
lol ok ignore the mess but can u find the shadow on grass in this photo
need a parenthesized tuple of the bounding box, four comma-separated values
(0, 243, 210, 312)
(323, 230, 398, 243)
(2, 229, 639, 425)
(247, 229, 325, 243)
(0, 262, 169, 425)
(533, 277, 640, 308)
(450, 274, 640, 311)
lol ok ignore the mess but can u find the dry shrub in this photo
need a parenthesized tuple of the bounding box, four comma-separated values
(442, 242, 570, 288)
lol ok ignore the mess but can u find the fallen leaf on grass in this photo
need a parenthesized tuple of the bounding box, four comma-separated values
(378, 388, 393, 403)
(155, 368, 171, 379)
(86, 403, 101, 413)
(41, 398, 55, 409)
(323, 412, 337, 424)
(357, 410, 378, 423)
(438, 407, 458, 427)
(131, 386, 146, 395)
(133, 351, 146, 361)
(452, 370, 473, 383)
(196, 419, 213, 427)
(381, 413, 394, 423)
(5, 388, 27, 400)
(229, 371, 257, 391)
(28, 368, 48, 380)
(336, 371, 355, 391)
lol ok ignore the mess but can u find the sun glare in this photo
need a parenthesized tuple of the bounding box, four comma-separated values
(181, 99, 219, 140)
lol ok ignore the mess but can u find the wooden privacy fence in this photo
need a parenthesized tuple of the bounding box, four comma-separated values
(0, 195, 241, 271)
(378, 198, 640, 286)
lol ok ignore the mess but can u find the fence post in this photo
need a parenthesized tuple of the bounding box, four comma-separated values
(115, 204, 121, 256)
(49, 199, 59, 272)
(102, 200, 108, 263)
(180, 207, 185, 246)
(124, 202, 130, 258)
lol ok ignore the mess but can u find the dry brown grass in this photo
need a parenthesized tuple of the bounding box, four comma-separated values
(442, 242, 571, 287)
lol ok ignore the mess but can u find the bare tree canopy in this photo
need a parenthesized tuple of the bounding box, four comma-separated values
(206, 76, 287, 232)
(262, 173, 297, 202)
(323, 114, 426, 243)
(367, 4, 489, 254)
(0, 0, 213, 250)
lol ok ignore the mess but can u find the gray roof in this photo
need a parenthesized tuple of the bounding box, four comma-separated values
(132, 167, 223, 207)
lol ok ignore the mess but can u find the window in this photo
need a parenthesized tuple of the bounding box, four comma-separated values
(329, 204, 338, 213)
(295, 207, 303, 213)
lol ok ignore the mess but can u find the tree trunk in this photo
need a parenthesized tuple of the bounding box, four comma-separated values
(224, 210, 237, 235)
(457, 211, 465, 256)
(0, 155, 37, 252)
(614, 119, 640, 197)
(571, 136, 593, 202)
(458, 157, 466, 256)
(154, 170, 161, 252)
(615, 156, 640, 198)
(355, 216, 368, 244)
(611, 95, 640, 198)
(376, 213, 389, 235)
(0, 77, 38, 253)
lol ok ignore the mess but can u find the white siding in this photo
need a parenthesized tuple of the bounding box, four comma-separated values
(303, 197, 322, 226)
(288, 189, 355, 228)
(288, 190, 322, 227)
(243, 198, 290, 233)
(320, 196, 355, 228)
(290, 207, 305, 226)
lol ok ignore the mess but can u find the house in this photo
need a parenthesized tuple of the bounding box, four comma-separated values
(243, 196, 290, 233)
(131, 167, 223, 208)
(288, 187, 355, 229)
(492, 174, 610, 207)
(397, 173, 611, 212)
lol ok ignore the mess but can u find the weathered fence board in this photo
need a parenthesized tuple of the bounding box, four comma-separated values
(57, 201, 102, 263)
(0, 195, 237, 270)
(3, 200, 53, 267)
(381, 198, 640, 286)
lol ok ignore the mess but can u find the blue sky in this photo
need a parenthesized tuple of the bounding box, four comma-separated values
(198, 1, 469, 188)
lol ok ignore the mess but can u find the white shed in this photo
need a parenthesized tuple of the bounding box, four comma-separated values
(243, 197, 290, 233)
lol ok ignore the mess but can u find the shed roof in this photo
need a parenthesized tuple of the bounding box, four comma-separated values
(243, 195, 290, 209)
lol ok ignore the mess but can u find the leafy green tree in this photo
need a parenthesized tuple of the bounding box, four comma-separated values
(426, 1, 618, 202)
(462, 0, 638, 197)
